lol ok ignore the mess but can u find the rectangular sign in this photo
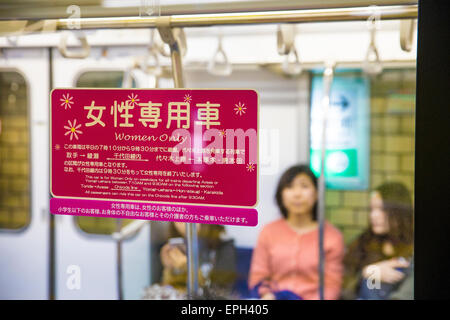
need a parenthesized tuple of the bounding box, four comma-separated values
(310, 74, 370, 190)
(51, 89, 259, 216)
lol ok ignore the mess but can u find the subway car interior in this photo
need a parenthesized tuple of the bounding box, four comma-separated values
(0, 0, 418, 300)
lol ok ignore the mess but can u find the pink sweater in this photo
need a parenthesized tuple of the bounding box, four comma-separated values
(248, 219, 344, 300)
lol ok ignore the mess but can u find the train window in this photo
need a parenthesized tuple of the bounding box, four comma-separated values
(0, 71, 30, 230)
(74, 70, 136, 235)
(325, 69, 415, 245)
(322, 68, 415, 300)
(76, 71, 137, 88)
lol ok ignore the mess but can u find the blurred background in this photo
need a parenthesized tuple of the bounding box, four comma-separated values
(0, 0, 417, 300)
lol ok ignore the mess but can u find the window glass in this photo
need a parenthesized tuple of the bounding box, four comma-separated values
(324, 69, 415, 244)
(324, 69, 415, 300)
(0, 71, 30, 230)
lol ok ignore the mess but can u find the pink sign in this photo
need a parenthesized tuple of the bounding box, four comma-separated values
(51, 89, 258, 215)
(50, 198, 257, 227)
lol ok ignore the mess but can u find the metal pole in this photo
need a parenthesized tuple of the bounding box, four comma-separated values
(318, 61, 335, 300)
(171, 41, 199, 299)
(170, 41, 185, 88)
(54, 5, 418, 30)
(0, 5, 417, 37)
(156, 18, 198, 299)
(0, 1, 418, 20)
(48, 46, 56, 301)
(185, 222, 199, 298)
(116, 219, 124, 300)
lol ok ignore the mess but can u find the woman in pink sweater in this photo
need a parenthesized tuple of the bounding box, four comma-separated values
(249, 164, 344, 300)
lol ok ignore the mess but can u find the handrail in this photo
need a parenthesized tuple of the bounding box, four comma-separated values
(0, 5, 417, 36)
(56, 5, 418, 29)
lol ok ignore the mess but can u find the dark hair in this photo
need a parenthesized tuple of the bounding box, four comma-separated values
(168, 222, 225, 249)
(275, 164, 318, 220)
(374, 182, 414, 245)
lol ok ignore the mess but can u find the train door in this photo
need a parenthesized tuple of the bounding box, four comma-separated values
(0, 47, 50, 299)
(51, 46, 151, 299)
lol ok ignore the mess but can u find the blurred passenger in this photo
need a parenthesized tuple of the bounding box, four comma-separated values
(341, 182, 413, 300)
(249, 164, 344, 300)
(160, 222, 237, 298)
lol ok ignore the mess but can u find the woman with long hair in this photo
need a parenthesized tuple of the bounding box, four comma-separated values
(341, 182, 414, 300)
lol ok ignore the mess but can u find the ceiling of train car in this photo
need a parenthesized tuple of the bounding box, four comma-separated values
(0, 0, 418, 21)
